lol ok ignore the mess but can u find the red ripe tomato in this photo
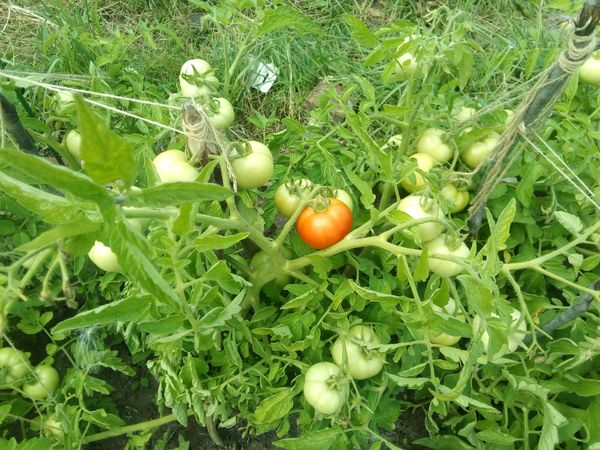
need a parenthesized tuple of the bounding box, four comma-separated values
(297, 198, 352, 249)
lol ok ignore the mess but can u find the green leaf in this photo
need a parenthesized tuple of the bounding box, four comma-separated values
(344, 14, 378, 48)
(254, 389, 294, 424)
(0, 149, 114, 218)
(274, 427, 348, 450)
(52, 296, 152, 334)
(495, 198, 516, 251)
(0, 172, 91, 225)
(76, 96, 136, 186)
(108, 223, 179, 308)
(257, 7, 321, 36)
(415, 436, 475, 450)
(387, 374, 429, 388)
(539, 402, 568, 450)
(194, 233, 248, 252)
(0, 404, 11, 425)
(82, 408, 125, 430)
(16, 221, 101, 252)
(475, 430, 517, 445)
(348, 280, 403, 305)
(124, 183, 232, 207)
(554, 210, 583, 235)
(346, 111, 392, 178)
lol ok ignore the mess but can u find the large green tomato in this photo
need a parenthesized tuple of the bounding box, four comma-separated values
(394, 52, 419, 79)
(205, 97, 235, 129)
(416, 128, 453, 163)
(179, 58, 219, 97)
(0, 347, 29, 384)
(579, 57, 600, 84)
(440, 184, 469, 213)
(303, 362, 347, 415)
(88, 241, 121, 273)
(331, 325, 385, 380)
(401, 153, 436, 193)
(397, 195, 445, 243)
(460, 132, 499, 169)
(426, 235, 470, 277)
(429, 298, 464, 346)
(22, 365, 59, 400)
(274, 179, 312, 218)
(231, 141, 273, 189)
(250, 250, 291, 297)
(152, 150, 199, 183)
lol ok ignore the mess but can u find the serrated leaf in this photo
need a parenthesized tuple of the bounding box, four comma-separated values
(539, 402, 567, 450)
(554, 211, 583, 235)
(475, 430, 517, 445)
(257, 6, 321, 36)
(194, 233, 248, 252)
(124, 182, 231, 207)
(52, 295, 152, 334)
(254, 389, 294, 424)
(387, 374, 429, 388)
(274, 427, 348, 450)
(16, 220, 100, 252)
(0, 172, 91, 225)
(348, 279, 403, 304)
(414, 245, 429, 281)
(82, 408, 125, 430)
(344, 14, 378, 48)
(495, 198, 516, 250)
(0, 149, 114, 218)
(76, 96, 136, 186)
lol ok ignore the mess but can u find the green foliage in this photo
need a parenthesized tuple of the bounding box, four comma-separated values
(0, 0, 599, 449)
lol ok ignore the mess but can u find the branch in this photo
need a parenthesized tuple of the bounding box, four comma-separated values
(0, 93, 37, 153)
(523, 279, 600, 346)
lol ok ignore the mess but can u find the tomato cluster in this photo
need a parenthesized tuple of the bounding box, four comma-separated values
(303, 325, 385, 415)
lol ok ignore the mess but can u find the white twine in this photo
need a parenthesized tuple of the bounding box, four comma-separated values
(520, 132, 600, 212)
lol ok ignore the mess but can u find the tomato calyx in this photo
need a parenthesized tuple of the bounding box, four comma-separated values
(308, 195, 334, 213)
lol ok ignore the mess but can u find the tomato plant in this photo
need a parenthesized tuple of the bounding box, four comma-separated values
(22, 365, 59, 400)
(0, 348, 29, 384)
(231, 141, 273, 189)
(303, 362, 347, 415)
(331, 325, 385, 380)
(473, 307, 527, 361)
(296, 197, 352, 249)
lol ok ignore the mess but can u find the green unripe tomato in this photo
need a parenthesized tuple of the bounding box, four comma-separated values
(334, 189, 353, 212)
(429, 298, 464, 346)
(331, 325, 385, 380)
(22, 365, 59, 400)
(440, 184, 469, 213)
(179, 58, 219, 97)
(205, 97, 234, 129)
(579, 57, 600, 84)
(416, 128, 453, 163)
(460, 133, 499, 169)
(303, 362, 347, 415)
(274, 179, 312, 218)
(0, 347, 29, 383)
(152, 150, 199, 183)
(250, 251, 291, 290)
(88, 241, 121, 273)
(394, 52, 419, 79)
(65, 130, 81, 159)
(231, 141, 273, 189)
(426, 236, 469, 277)
(401, 153, 436, 193)
(397, 195, 445, 243)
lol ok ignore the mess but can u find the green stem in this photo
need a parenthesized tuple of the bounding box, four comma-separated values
(504, 220, 600, 271)
(82, 413, 187, 444)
